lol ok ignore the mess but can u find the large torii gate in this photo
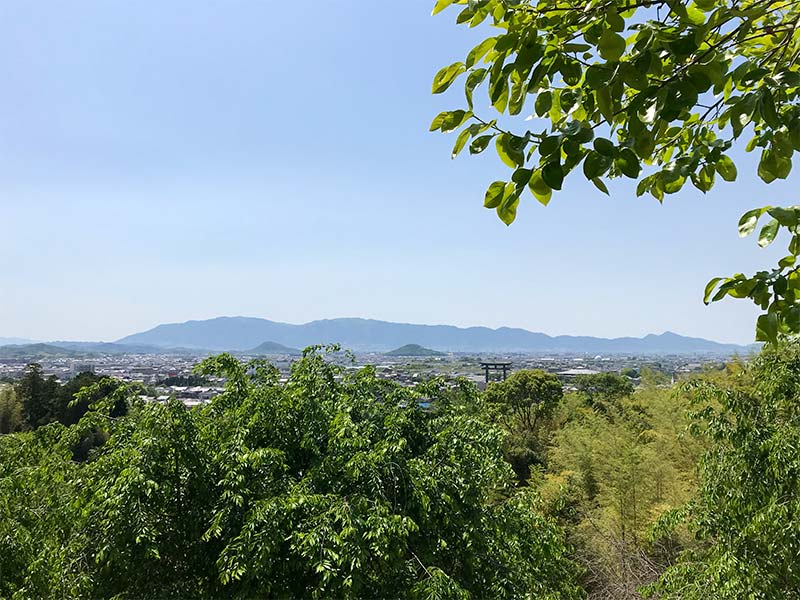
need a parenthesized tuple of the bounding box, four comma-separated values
(480, 361, 512, 385)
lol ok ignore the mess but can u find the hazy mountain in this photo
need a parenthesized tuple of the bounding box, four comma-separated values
(245, 341, 301, 356)
(0, 337, 36, 346)
(49, 341, 205, 355)
(0, 343, 83, 358)
(386, 344, 445, 357)
(116, 316, 756, 355)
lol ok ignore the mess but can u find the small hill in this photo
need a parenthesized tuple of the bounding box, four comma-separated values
(385, 344, 445, 357)
(247, 341, 301, 355)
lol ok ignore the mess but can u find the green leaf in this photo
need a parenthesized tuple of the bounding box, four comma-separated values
(592, 177, 609, 195)
(585, 65, 613, 90)
(691, 164, 715, 193)
(758, 149, 779, 183)
(529, 170, 552, 206)
(496, 133, 525, 168)
(774, 131, 793, 158)
(470, 135, 493, 154)
(716, 155, 737, 181)
(466, 38, 496, 68)
(615, 148, 640, 178)
(583, 151, 612, 179)
(663, 173, 686, 194)
(451, 128, 471, 159)
(490, 76, 509, 113)
(767, 207, 800, 228)
(559, 60, 582, 86)
(484, 181, 506, 208)
(738, 208, 766, 237)
(758, 219, 780, 248)
(761, 140, 794, 180)
(596, 87, 614, 123)
(497, 183, 520, 225)
(559, 89, 578, 114)
(431, 0, 455, 15)
(704, 278, 722, 304)
(790, 235, 800, 255)
(511, 168, 533, 187)
(683, 3, 706, 24)
(756, 312, 779, 343)
(429, 111, 448, 132)
(593, 138, 616, 157)
(636, 177, 650, 197)
(785, 306, 800, 333)
(432, 62, 466, 94)
(776, 154, 793, 180)
(549, 89, 563, 123)
(760, 88, 781, 129)
(541, 161, 564, 191)
(535, 91, 552, 117)
(465, 68, 489, 107)
(436, 110, 472, 133)
(598, 30, 626, 62)
(539, 135, 561, 157)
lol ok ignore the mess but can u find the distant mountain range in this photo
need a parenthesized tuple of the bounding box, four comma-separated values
(114, 316, 757, 355)
(0, 343, 81, 358)
(0, 341, 208, 359)
(0, 337, 36, 346)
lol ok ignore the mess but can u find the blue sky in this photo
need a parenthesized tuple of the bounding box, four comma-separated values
(0, 0, 791, 344)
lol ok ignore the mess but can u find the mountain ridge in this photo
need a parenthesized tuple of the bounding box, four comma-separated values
(0, 337, 37, 346)
(115, 316, 757, 354)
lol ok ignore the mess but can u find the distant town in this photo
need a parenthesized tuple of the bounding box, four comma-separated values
(0, 344, 735, 408)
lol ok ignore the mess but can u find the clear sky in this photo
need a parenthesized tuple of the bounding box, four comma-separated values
(0, 0, 792, 344)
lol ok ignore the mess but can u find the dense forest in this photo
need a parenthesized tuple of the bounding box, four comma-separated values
(1, 344, 799, 598)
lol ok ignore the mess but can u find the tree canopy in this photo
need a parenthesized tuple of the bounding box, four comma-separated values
(0, 348, 583, 599)
(648, 343, 800, 598)
(574, 372, 636, 409)
(485, 369, 563, 430)
(431, 0, 800, 341)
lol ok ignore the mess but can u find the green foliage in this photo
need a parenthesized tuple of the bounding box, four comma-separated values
(0, 385, 23, 434)
(432, 0, 800, 217)
(0, 349, 584, 599)
(156, 374, 210, 386)
(485, 369, 563, 430)
(647, 343, 800, 599)
(620, 367, 639, 379)
(543, 385, 704, 598)
(58, 372, 124, 427)
(573, 371, 635, 411)
(640, 365, 671, 387)
(705, 205, 800, 342)
(13, 365, 123, 433)
(16, 363, 59, 428)
(484, 370, 564, 480)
